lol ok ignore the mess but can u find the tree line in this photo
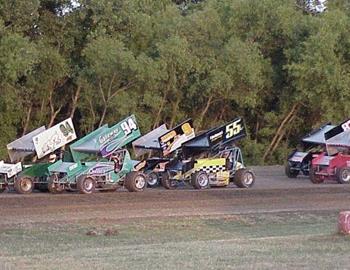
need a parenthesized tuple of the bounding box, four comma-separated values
(0, 0, 350, 164)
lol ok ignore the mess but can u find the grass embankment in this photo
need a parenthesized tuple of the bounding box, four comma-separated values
(0, 211, 349, 269)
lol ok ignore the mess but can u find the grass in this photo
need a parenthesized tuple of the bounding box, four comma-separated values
(0, 211, 349, 269)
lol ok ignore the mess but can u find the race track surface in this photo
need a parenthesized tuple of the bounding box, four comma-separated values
(1, 166, 350, 226)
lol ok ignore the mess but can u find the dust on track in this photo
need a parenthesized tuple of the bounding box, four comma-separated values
(1, 166, 350, 226)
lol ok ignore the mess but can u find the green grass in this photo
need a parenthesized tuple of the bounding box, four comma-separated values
(0, 211, 349, 269)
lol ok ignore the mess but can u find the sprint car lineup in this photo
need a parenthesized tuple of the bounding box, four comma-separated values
(1, 115, 350, 195)
(0, 115, 255, 194)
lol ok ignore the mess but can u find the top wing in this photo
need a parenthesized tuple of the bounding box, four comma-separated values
(301, 123, 335, 147)
(70, 115, 141, 161)
(324, 119, 350, 147)
(132, 124, 169, 157)
(33, 118, 77, 159)
(182, 118, 246, 157)
(158, 119, 195, 156)
(7, 126, 46, 162)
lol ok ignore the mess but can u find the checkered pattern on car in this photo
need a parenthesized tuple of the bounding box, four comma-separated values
(195, 165, 226, 173)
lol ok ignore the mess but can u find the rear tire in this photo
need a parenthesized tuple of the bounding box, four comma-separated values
(191, 171, 210, 189)
(124, 172, 146, 192)
(234, 169, 255, 188)
(146, 172, 160, 188)
(77, 176, 96, 194)
(48, 175, 65, 194)
(160, 171, 177, 190)
(285, 163, 299, 178)
(309, 167, 324, 184)
(14, 176, 34, 194)
(336, 167, 350, 184)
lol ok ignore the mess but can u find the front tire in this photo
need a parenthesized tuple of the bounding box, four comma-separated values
(14, 176, 34, 194)
(77, 176, 96, 194)
(336, 167, 350, 184)
(48, 175, 65, 194)
(124, 172, 146, 192)
(160, 171, 177, 190)
(146, 172, 160, 188)
(234, 169, 255, 188)
(285, 163, 299, 178)
(309, 167, 324, 184)
(191, 171, 210, 189)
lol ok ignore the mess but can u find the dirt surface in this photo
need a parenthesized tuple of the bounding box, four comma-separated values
(1, 166, 350, 226)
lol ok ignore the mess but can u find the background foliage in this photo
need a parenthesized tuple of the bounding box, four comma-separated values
(0, 0, 349, 164)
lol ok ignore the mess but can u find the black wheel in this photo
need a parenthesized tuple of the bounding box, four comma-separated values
(336, 167, 350, 184)
(48, 175, 65, 194)
(77, 176, 96, 194)
(0, 187, 5, 193)
(285, 163, 299, 178)
(14, 176, 34, 194)
(234, 169, 255, 188)
(146, 172, 160, 188)
(309, 167, 324, 184)
(191, 171, 210, 189)
(124, 171, 146, 192)
(160, 171, 177, 190)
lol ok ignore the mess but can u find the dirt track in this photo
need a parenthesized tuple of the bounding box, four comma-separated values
(1, 166, 350, 226)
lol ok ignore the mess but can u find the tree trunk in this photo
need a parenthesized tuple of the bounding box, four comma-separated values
(169, 96, 181, 128)
(262, 103, 299, 162)
(153, 93, 167, 129)
(198, 95, 213, 129)
(99, 104, 108, 127)
(70, 85, 81, 119)
(22, 104, 32, 136)
(48, 89, 62, 128)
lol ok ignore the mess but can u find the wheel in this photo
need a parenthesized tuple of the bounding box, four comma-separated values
(285, 163, 299, 178)
(309, 167, 324, 184)
(77, 176, 96, 194)
(48, 175, 65, 194)
(146, 172, 160, 188)
(160, 171, 177, 190)
(336, 167, 350, 184)
(234, 169, 255, 188)
(14, 176, 34, 194)
(191, 171, 210, 189)
(124, 171, 146, 192)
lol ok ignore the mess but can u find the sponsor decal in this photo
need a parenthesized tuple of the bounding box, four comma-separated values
(99, 117, 139, 157)
(89, 164, 114, 175)
(159, 120, 195, 156)
(33, 118, 77, 159)
(68, 163, 78, 171)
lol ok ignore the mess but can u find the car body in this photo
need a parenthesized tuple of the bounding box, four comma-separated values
(47, 115, 147, 194)
(160, 118, 255, 190)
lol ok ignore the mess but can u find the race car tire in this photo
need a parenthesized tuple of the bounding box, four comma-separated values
(285, 163, 299, 178)
(309, 167, 324, 184)
(14, 176, 34, 194)
(124, 172, 146, 192)
(336, 167, 350, 184)
(77, 176, 96, 194)
(234, 169, 255, 188)
(48, 175, 65, 194)
(147, 172, 160, 188)
(160, 171, 177, 190)
(191, 171, 210, 189)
